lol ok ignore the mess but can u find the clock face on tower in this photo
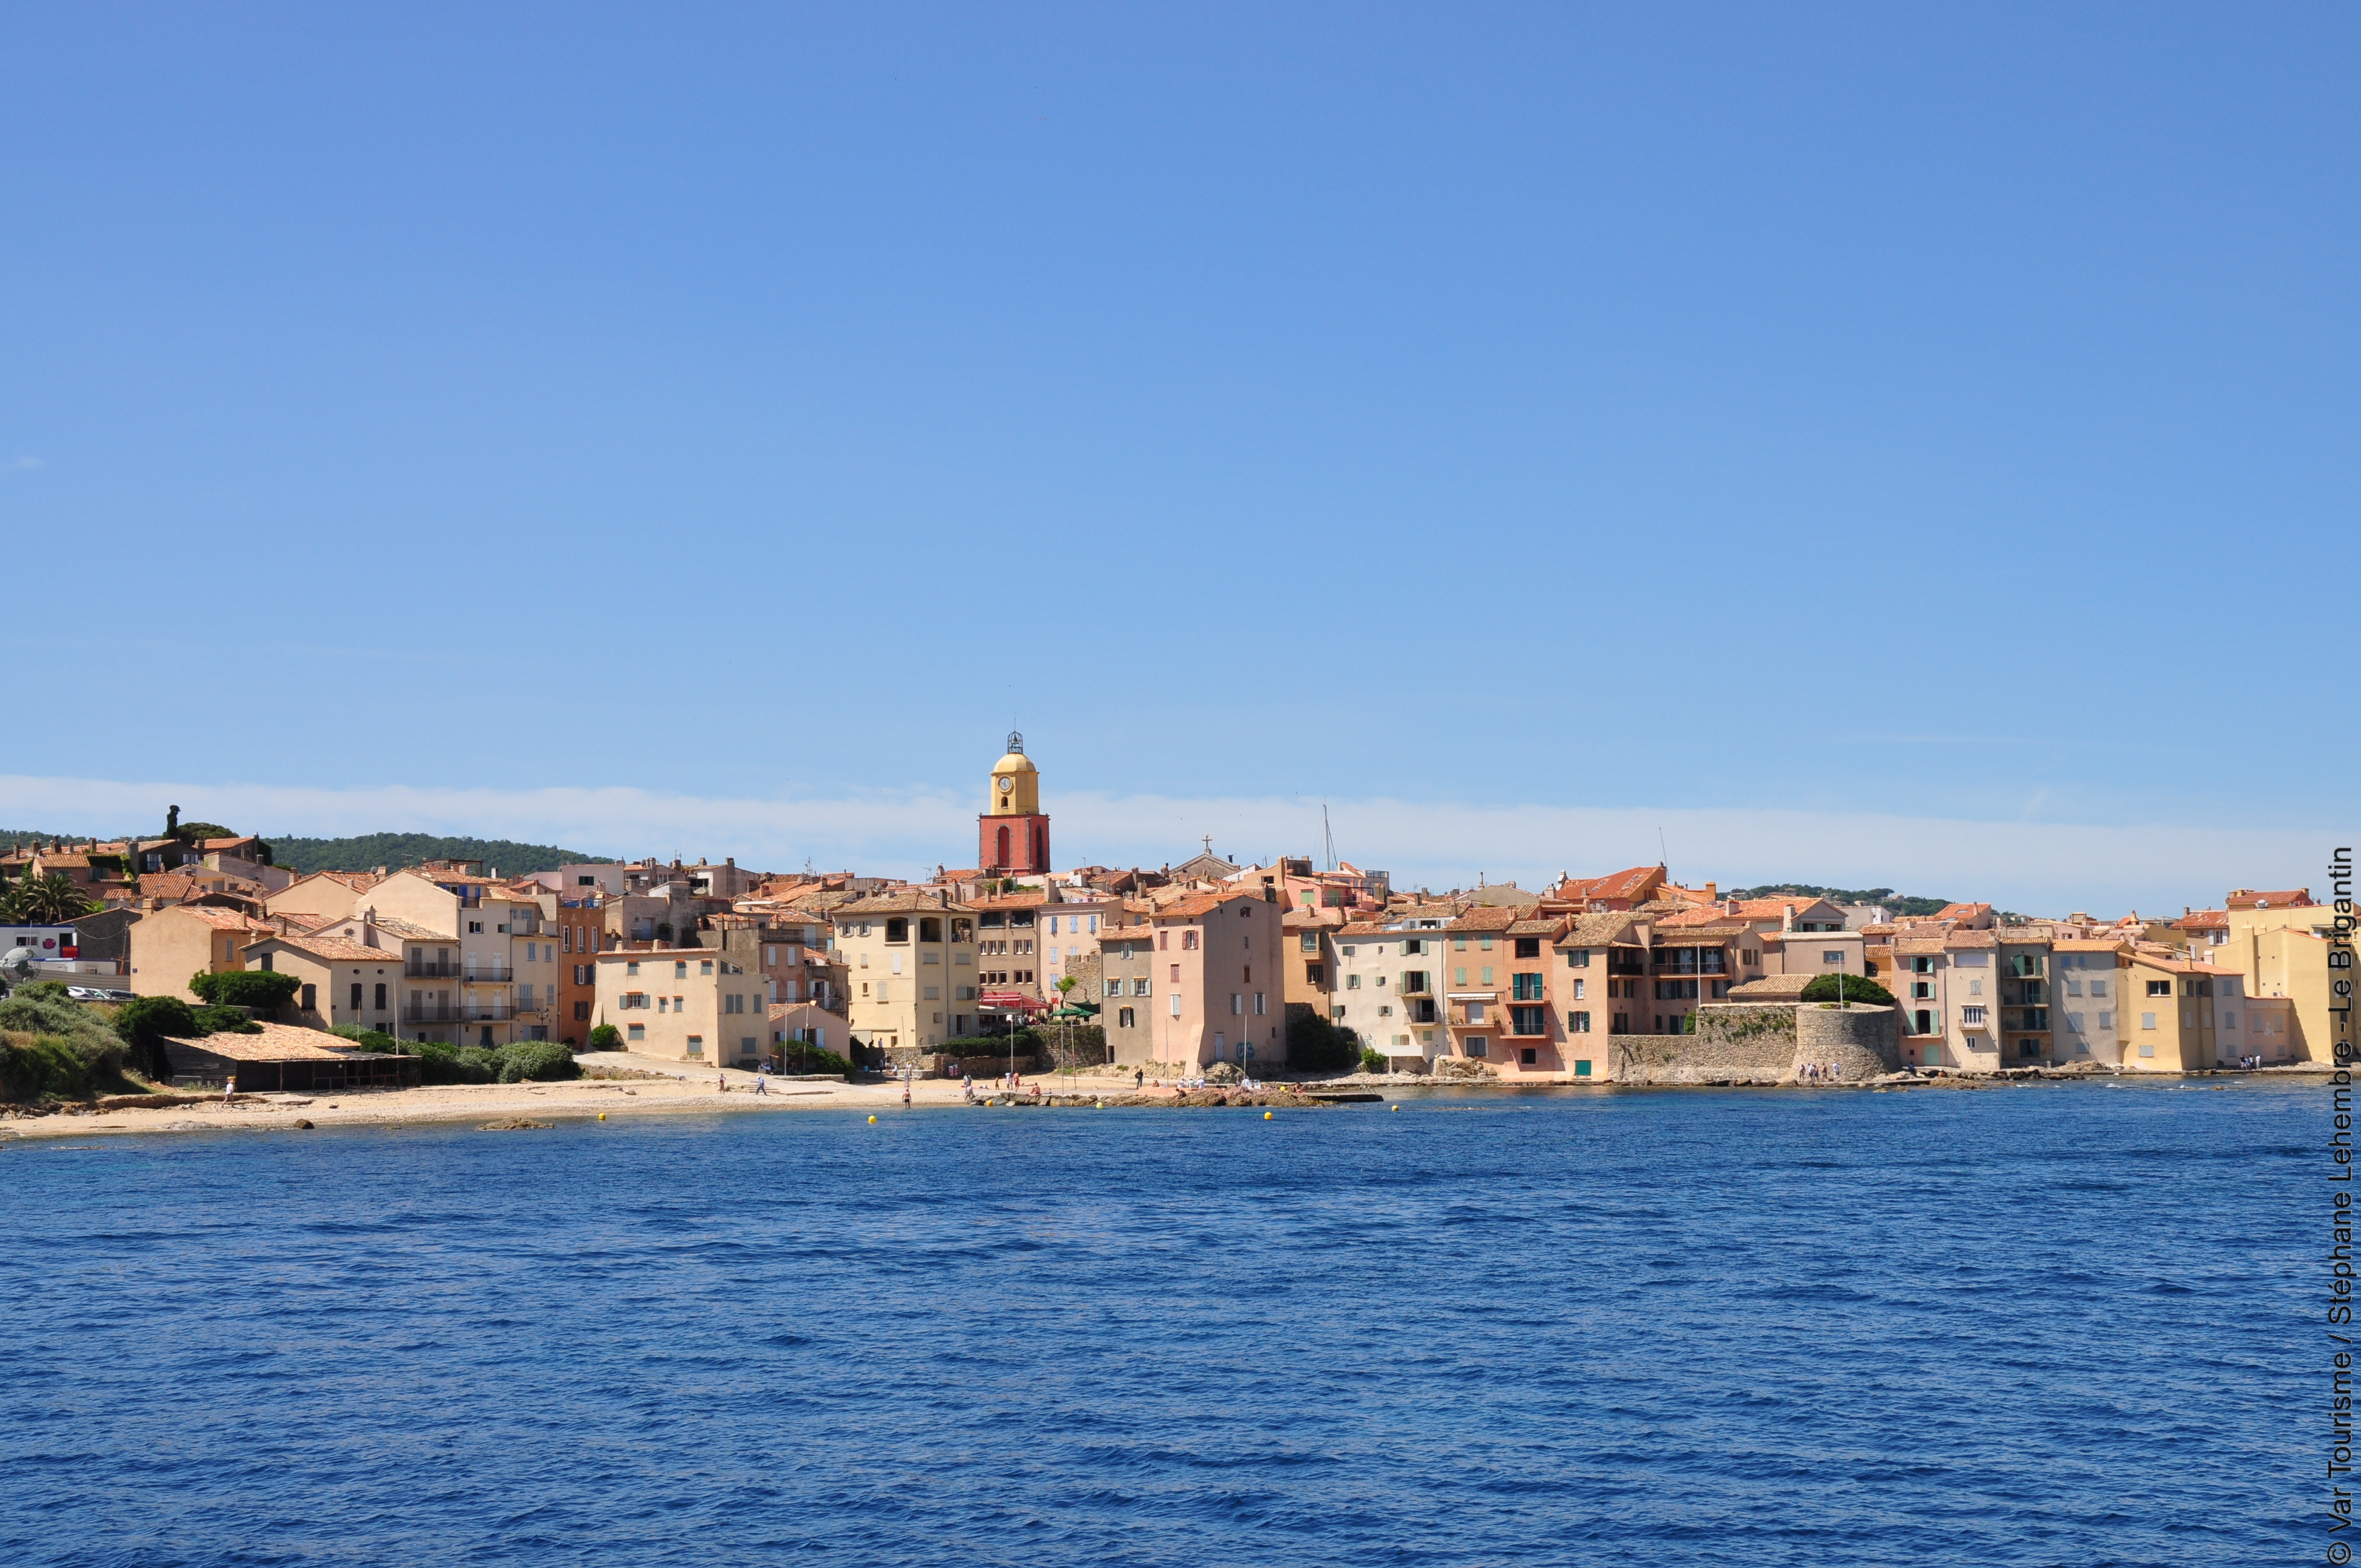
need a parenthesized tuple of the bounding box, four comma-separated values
(998, 776, 1013, 796)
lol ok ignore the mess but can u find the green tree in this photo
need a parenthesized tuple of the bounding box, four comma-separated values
(114, 994, 201, 1080)
(2, 872, 100, 924)
(1799, 972, 1895, 1006)
(1286, 1010, 1363, 1072)
(188, 970, 304, 1014)
(587, 1023, 621, 1050)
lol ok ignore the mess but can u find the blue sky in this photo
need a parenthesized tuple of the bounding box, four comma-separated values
(2, 4, 2352, 908)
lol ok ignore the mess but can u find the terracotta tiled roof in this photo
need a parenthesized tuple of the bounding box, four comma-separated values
(1336, 921, 1392, 938)
(1506, 916, 1567, 937)
(1943, 931, 2000, 950)
(1559, 911, 1643, 946)
(1894, 937, 1948, 955)
(1724, 974, 1818, 1001)
(971, 891, 1051, 909)
(1656, 922, 1747, 941)
(1553, 866, 1662, 901)
(2053, 939, 2130, 952)
(833, 890, 955, 916)
(164, 1021, 373, 1060)
(1444, 906, 1522, 933)
(170, 906, 275, 933)
(138, 873, 204, 903)
(1154, 889, 1265, 921)
(2228, 888, 2316, 910)
(271, 935, 401, 963)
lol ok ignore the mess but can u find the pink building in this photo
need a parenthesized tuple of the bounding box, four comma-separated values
(1141, 886, 1287, 1070)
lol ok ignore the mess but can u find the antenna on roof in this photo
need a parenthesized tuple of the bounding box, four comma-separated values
(1657, 827, 1668, 868)
(1322, 804, 1336, 873)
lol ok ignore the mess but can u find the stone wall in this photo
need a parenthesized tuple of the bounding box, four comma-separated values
(1609, 1003, 1900, 1085)
(1794, 1003, 1902, 1080)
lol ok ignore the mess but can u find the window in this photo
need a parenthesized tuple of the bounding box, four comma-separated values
(2138, 1044, 2155, 1058)
(2065, 1011, 2084, 1033)
(575, 1001, 590, 1021)
(1453, 938, 1467, 952)
(674, 961, 688, 978)
(2091, 979, 2108, 998)
(1301, 932, 1319, 953)
(1478, 939, 1493, 952)
(1454, 967, 1468, 986)
(1465, 1000, 1487, 1024)
(1305, 963, 1324, 984)
(1513, 973, 1544, 1000)
(1515, 937, 1540, 959)
(1347, 973, 1361, 990)
(2098, 1011, 2112, 1030)
(374, 982, 387, 1010)
(627, 1023, 644, 1042)
(1566, 949, 1589, 967)
(1913, 1009, 1934, 1035)
(699, 960, 714, 976)
(1960, 1005, 1986, 1026)
(301, 983, 317, 1012)
(686, 1036, 703, 1055)
(468, 921, 483, 934)
(657, 997, 668, 1013)
(1510, 1005, 1546, 1036)
(1231, 994, 1243, 1015)
(1341, 944, 1357, 958)
(1133, 978, 1150, 997)
(1520, 1048, 1537, 1066)
(348, 982, 363, 1011)
(1118, 1007, 1134, 1028)
(1169, 994, 1182, 1016)
(1571, 978, 1585, 1000)
(2147, 980, 2170, 997)
(1912, 982, 1933, 999)
(1402, 939, 1424, 956)
(1479, 967, 1493, 985)
(1106, 978, 1122, 998)
(2141, 1011, 2157, 1030)
(1464, 1038, 1488, 1058)
(1255, 993, 1267, 1015)
(1823, 951, 1844, 965)
(1574, 1059, 1592, 1077)
(1570, 1011, 1590, 1033)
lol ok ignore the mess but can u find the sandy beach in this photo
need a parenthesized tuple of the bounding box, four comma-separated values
(0, 1052, 1331, 1141)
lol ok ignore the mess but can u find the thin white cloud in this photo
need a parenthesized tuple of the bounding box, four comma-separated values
(0, 774, 2338, 917)
(9, 456, 41, 470)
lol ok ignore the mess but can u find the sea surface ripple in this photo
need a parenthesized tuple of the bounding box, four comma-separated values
(0, 1079, 2305, 1565)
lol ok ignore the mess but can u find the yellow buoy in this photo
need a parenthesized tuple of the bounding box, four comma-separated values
(1391, 1104, 1399, 1112)
(597, 1112, 606, 1121)
(1264, 1110, 1274, 1120)
(867, 1114, 877, 1124)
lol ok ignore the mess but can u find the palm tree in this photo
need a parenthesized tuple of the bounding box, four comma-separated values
(4, 872, 99, 925)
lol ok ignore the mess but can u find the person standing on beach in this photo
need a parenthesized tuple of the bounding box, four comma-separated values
(716, 1072, 727, 1093)
(223, 1073, 236, 1104)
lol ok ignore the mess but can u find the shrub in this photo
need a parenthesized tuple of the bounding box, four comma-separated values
(1286, 1012, 1362, 1072)
(942, 1030, 1043, 1057)
(327, 1025, 398, 1053)
(586, 1023, 621, 1050)
(189, 970, 303, 1014)
(777, 1042, 853, 1076)
(0, 991, 133, 1096)
(1799, 973, 1895, 1006)
(1359, 1046, 1388, 1074)
(195, 1005, 260, 1035)
(112, 994, 201, 1080)
(456, 1046, 503, 1081)
(392, 1039, 485, 1086)
(497, 1041, 579, 1082)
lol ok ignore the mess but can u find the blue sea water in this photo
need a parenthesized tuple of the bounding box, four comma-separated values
(0, 1080, 2309, 1566)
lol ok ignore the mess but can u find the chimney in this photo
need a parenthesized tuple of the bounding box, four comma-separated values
(1782, 903, 1796, 932)
(1704, 881, 1716, 900)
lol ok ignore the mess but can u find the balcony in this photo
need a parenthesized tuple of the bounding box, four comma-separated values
(1650, 950, 1728, 976)
(405, 960, 458, 978)
(462, 966, 513, 984)
(463, 1003, 515, 1022)
(2012, 1008, 2049, 1032)
(401, 1003, 460, 1024)
(1960, 1005, 1988, 1028)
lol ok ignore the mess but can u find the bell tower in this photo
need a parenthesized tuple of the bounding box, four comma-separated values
(979, 732, 1051, 876)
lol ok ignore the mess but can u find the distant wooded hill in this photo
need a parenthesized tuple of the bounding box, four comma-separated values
(268, 834, 613, 876)
(1726, 884, 1952, 917)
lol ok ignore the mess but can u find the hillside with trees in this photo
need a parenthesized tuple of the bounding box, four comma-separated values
(267, 834, 612, 876)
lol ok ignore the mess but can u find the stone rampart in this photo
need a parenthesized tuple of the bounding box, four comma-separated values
(1610, 1003, 1900, 1085)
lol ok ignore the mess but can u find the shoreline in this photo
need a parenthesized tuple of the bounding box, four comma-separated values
(0, 1056, 2324, 1142)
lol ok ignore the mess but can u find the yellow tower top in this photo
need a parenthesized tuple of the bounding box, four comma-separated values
(987, 731, 1040, 815)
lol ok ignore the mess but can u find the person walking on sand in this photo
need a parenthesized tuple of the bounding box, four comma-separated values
(753, 1071, 769, 1096)
(1135, 1068, 1144, 1091)
(223, 1073, 236, 1104)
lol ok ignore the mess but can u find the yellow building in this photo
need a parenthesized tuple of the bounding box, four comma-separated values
(127, 904, 274, 1000)
(2213, 889, 2346, 1064)
(830, 890, 979, 1060)
(591, 948, 768, 1068)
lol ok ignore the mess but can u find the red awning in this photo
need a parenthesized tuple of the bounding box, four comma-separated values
(978, 990, 1051, 1011)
